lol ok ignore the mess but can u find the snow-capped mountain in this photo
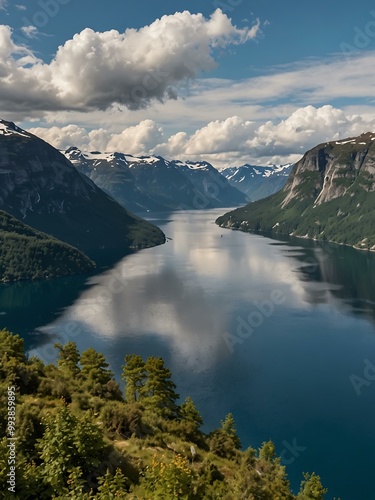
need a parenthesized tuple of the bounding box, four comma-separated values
(64, 148, 247, 212)
(0, 119, 165, 260)
(221, 163, 294, 201)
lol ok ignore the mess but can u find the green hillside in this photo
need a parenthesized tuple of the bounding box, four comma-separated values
(0, 211, 95, 282)
(216, 133, 375, 250)
(0, 328, 330, 499)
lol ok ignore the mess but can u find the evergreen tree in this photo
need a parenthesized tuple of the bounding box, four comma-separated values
(122, 354, 146, 403)
(259, 440, 277, 462)
(297, 472, 328, 500)
(180, 396, 203, 429)
(220, 412, 241, 449)
(54, 341, 81, 376)
(141, 356, 179, 417)
(80, 348, 113, 385)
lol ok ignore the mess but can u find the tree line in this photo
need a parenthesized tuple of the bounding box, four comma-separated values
(0, 329, 333, 499)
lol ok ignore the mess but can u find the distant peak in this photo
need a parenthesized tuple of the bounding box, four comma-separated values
(0, 119, 30, 138)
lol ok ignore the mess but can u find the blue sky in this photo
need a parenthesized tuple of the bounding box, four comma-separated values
(1, 0, 375, 166)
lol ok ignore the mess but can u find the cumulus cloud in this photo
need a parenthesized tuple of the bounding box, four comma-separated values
(106, 120, 164, 154)
(29, 120, 165, 154)
(154, 116, 256, 156)
(245, 105, 375, 157)
(29, 105, 375, 168)
(30, 124, 90, 150)
(0, 10, 260, 113)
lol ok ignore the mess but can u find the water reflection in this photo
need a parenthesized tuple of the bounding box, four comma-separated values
(26, 210, 375, 371)
(2, 210, 375, 499)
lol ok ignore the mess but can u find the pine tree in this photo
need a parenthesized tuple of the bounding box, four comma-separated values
(141, 356, 179, 417)
(180, 396, 203, 429)
(80, 348, 113, 385)
(297, 472, 328, 499)
(122, 354, 146, 403)
(54, 341, 81, 376)
(221, 413, 241, 449)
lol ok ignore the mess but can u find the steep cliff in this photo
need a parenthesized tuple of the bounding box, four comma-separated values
(216, 133, 375, 250)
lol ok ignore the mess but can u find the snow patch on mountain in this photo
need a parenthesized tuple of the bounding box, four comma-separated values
(0, 119, 30, 138)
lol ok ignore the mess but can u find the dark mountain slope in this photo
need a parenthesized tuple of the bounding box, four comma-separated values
(0, 120, 165, 261)
(0, 210, 95, 282)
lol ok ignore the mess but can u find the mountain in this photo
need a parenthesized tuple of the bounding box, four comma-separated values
(0, 210, 95, 282)
(64, 148, 247, 211)
(216, 132, 375, 250)
(221, 163, 294, 201)
(0, 120, 165, 261)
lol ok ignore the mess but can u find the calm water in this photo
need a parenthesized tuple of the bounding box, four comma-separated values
(2, 209, 375, 500)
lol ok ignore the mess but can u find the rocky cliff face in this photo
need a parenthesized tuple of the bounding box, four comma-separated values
(216, 132, 375, 250)
(282, 133, 375, 207)
(0, 120, 165, 260)
(64, 148, 247, 211)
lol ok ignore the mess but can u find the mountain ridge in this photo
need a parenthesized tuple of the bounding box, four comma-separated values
(221, 163, 294, 201)
(0, 119, 165, 262)
(64, 147, 248, 212)
(216, 132, 375, 251)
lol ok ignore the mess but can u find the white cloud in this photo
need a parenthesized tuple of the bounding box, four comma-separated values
(15, 4, 26, 10)
(0, 10, 260, 113)
(245, 105, 375, 158)
(0, 0, 7, 11)
(21, 25, 38, 38)
(28, 105, 375, 168)
(154, 116, 256, 156)
(106, 120, 164, 155)
(30, 124, 89, 150)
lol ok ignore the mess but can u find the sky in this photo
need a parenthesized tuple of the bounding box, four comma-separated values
(1, 0, 375, 168)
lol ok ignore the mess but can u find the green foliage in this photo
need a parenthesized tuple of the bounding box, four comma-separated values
(0, 328, 39, 393)
(0, 210, 95, 282)
(80, 348, 116, 397)
(180, 396, 203, 429)
(141, 356, 179, 417)
(100, 401, 144, 438)
(297, 472, 328, 500)
(122, 354, 146, 403)
(216, 137, 375, 250)
(54, 342, 81, 376)
(220, 413, 241, 449)
(37, 404, 104, 495)
(142, 453, 195, 499)
(0, 330, 331, 499)
(259, 440, 277, 462)
(16, 402, 44, 458)
(97, 469, 128, 499)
